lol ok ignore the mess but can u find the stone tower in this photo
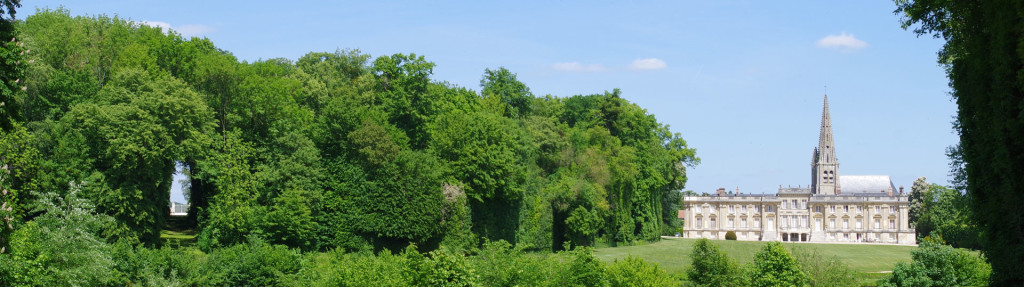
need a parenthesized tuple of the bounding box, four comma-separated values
(811, 95, 839, 195)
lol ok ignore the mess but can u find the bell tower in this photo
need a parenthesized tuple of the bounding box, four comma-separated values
(811, 95, 839, 195)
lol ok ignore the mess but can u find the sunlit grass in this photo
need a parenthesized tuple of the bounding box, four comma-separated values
(594, 237, 915, 286)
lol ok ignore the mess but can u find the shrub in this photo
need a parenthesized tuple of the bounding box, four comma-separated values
(407, 245, 479, 287)
(877, 240, 990, 287)
(750, 241, 806, 287)
(194, 236, 302, 287)
(686, 238, 746, 286)
(607, 256, 677, 287)
(792, 246, 857, 287)
(566, 246, 608, 286)
(725, 231, 737, 240)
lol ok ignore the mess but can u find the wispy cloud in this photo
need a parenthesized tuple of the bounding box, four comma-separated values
(815, 32, 868, 52)
(139, 20, 214, 38)
(628, 58, 667, 70)
(551, 62, 607, 72)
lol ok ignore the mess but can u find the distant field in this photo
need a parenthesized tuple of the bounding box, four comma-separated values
(594, 237, 915, 285)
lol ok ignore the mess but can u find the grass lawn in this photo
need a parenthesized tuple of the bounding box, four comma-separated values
(594, 237, 915, 285)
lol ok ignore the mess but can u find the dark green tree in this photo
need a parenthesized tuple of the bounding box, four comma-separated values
(895, 1, 1024, 283)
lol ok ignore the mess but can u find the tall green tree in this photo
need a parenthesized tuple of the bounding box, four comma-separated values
(750, 241, 807, 287)
(896, 0, 1024, 283)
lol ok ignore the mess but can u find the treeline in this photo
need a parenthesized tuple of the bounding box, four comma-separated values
(0, 7, 696, 257)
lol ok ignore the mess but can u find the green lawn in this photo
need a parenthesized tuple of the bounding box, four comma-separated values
(594, 237, 915, 285)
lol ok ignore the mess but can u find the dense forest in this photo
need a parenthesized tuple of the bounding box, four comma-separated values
(0, 7, 698, 283)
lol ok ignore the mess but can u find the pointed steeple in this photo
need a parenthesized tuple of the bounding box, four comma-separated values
(818, 95, 835, 163)
(811, 94, 839, 195)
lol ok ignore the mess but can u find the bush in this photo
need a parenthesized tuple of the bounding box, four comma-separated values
(194, 236, 302, 287)
(792, 246, 857, 287)
(686, 238, 746, 286)
(606, 256, 677, 287)
(750, 241, 806, 287)
(725, 231, 737, 240)
(877, 240, 990, 287)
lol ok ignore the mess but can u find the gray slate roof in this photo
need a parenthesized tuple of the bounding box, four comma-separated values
(839, 175, 895, 194)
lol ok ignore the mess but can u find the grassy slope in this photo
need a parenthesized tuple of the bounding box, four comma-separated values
(594, 237, 914, 284)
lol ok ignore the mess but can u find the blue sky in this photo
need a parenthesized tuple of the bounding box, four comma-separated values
(27, 1, 955, 203)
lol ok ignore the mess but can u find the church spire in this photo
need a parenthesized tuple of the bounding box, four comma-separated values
(812, 94, 839, 195)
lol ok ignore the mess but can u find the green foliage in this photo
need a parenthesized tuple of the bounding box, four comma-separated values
(877, 240, 990, 287)
(0, 187, 118, 286)
(791, 247, 857, 287)
(895, 0, 1024, 283)
(912, 181, 980, 249)
(566, 246, 608, 287)
(194, 236, 302, 287)
(407, 245, 479, 287)
(725, 231, 737, 240)
(750, 241, 807, 287)
(481, 67, 533, 118)
(686, 238, 746, 287)
(606, 256, 677, 287)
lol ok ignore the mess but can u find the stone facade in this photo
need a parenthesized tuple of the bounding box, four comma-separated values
(681, 95, 916, 244)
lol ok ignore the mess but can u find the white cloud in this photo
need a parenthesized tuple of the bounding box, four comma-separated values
(138, 20, 214, 38)
(628, 58, 667, 70)
(551, 62, 607, 72)
(815, 32, 868, 52)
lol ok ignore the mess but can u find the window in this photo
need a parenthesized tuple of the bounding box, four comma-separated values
(801, 200, 807, 209)
(710, 218, 716, 228)
(801, 216, 807, 228)
(767, 205, 774, 212)
(815, 206, 822, 213)
(742, 218, 748, 228)
(844, 205, 849, 213)
(728, 218, 735, 228)
(729, 205, 734, 213)
(767, 218, 774, 229)
(875, 206, 881, 213)
(856, 219, 862, 229)
(781, 216, 788, 227)
(696, 206, 702, 213)
(874, 219, 881, 229)
(857, 206, 863, 214)
(695, 218, 702, 228)
(791, 216, 797, 228)
(742, 205, 748, 213)
(830, 205, 836, 213)
(829, 218, 836, 229)
(890, 206, 896, 214)
(889, 220, 896, 229)
(815, 218, 822, 230)
(843, 219, 849, 229)
(710, 205, 716, 213)
(792, 199, 798, 209)
(754, 218, 761, 228)
(755, 205, 761, 213)
(844, 233, 849, 240)
(783, 201, 789, 209)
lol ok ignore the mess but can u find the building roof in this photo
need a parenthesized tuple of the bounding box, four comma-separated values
(839, 175, 895, 194)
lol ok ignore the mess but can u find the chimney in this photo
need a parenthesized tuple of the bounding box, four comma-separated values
(899, 186, 904, 196)
(716, 188, 726, 196)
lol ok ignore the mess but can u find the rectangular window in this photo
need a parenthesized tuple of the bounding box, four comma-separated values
(815, 206, 822, 213)
(857, 206, 863, 214)
(768, 218, 774, 229)
(756, 205, 761, 212)
(791, 216, 797, 228)
(696, 206, 702, 214)
(800, 216, 807, 228)
(830, 205, 836, 213)
(742, 218, 748, 228)
(830, 218, 836, 229)
(843, 219, 849, 229)
(844, 233, 849, 240)
(729, 205, 734, 213)
(783, 201, 789, 209)
(815, 218, 822, 230)
(890, 206, 896, 214)
(696, 218, 702, 228)
(874, 219, 880, 229)
(844, 205, 849, 213)
(754, 218, 761, 228)
(728, 218, 735, 228)
(792, 199, 798, 209)
(781, 216, 788, 227)
(742, 205, 748, 213)
(856, 219, 863, 229)
(875, 206, 881, 213)
(889, 220, 896, 229)
(801, 200, 807, 209)
(710, 205, 716, 213)
(710, 218, 716, 228)
(767, 205, 774, 212)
